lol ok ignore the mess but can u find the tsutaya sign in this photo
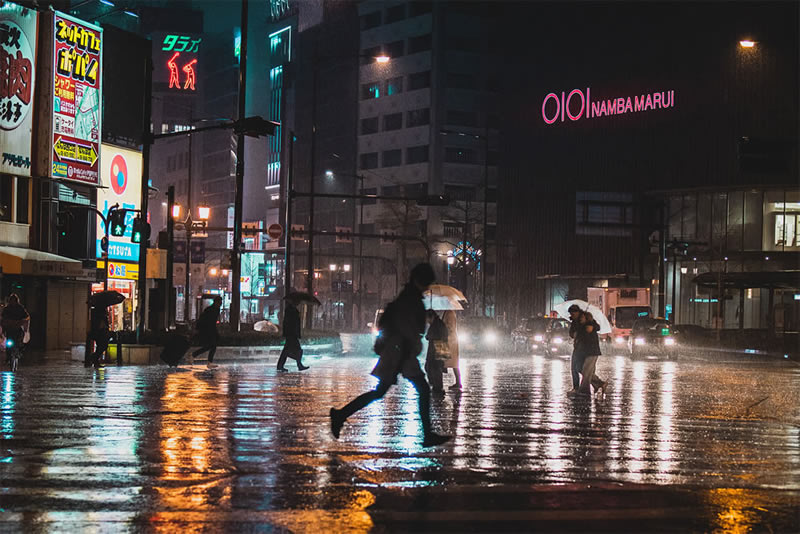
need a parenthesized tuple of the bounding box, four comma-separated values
(542, 87, 676, 125)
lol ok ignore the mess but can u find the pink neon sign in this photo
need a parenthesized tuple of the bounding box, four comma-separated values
(542, 87, 675, 125)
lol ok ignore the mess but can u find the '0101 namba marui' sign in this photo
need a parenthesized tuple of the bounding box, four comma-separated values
(50, 12, 102, 185)
(542, 87, 675, 125)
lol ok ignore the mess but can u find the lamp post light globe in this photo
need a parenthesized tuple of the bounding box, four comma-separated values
(197, 205, 211, 221)
(172, 204, 182, 219)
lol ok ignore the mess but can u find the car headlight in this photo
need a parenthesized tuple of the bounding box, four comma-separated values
(458, 331, 469, 344)
(664, 337, 676, 346)
(533, 334, 544, 342)
(635, 337, 646, 346)
(484, 331, 497, 344)
(615, 336, 626, 344)
(552, 337, 563, 344)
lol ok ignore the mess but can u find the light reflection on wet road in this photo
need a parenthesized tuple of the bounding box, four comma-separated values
(1, 349, 798, 532)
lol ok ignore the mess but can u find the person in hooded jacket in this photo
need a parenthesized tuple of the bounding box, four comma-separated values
(330, 263, 451, 448)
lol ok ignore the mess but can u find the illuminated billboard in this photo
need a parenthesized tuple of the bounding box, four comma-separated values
(0, 2, 38, 176)
(153, 32, 201, 92)
(96, 144, 142, 262)
(50, 11, 102, 185)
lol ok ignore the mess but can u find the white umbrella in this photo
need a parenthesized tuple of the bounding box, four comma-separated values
(254, 320, 279, 334)
(424, 284, 466, 311)
(553, 299, 612, 335)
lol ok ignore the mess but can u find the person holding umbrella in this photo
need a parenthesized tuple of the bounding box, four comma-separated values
(277, 292, 310, 372)
(330, 263, 451, 448)
(86, 291, 124, 368)
(192, 296, 222, 368)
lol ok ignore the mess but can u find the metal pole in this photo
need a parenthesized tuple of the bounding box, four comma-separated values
(184, 131, 192, 324)
(284, 131, 294, 297)
(671, 244, 677, 323)
(166, 186, 175, 329)
(136, 47, 152, 342)
(231, 0, 249, 331)
(305, 41, 318, 329)
(482, 125, 488, 317)
(357, 174, 364, 330)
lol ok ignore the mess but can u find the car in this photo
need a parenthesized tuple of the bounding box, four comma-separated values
(628, 317, 677, 358)
(542, 318, 572, 354)
(457, 316, 503, 353)
(511, 317, 549, 352)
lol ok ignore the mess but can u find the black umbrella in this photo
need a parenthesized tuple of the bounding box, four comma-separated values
(90, 290, 126, 308)
(160, 333, 190, 367)
(285, 291, 321, 305)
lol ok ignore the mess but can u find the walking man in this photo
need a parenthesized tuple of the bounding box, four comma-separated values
(277, 296, 309, 372)
(87, 303, 109, 368)
(329, 263, 451, 448)
(567, 304, 583, 393)
(192, 296, 222, 368)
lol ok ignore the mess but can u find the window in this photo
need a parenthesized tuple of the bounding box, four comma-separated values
(408, 70, 431, 90)
(385, 40, 405, 58)
(447, 72, 474, 89)
(382, 149, 402, 167)
(575, 192, 635, 237)
(445, 147, 476, 164)
(0, 175, 12, 222)
(443, 222, 462, 238)
(408, 33, 432, 54)
(385, 4, 406, 23)
(409, 1, 433, 17)
(407, 107, 430, 127)
(361, 81, 380, 100)
(446, 109, 477, 127)
(360, 117, 379, 135)
(387, 76, 403, 96)
(407, 145, 429, 164)
(361, 188, 377, 205)
(360, 152, 378, 170)
(383, 112, 402, 131)
(445, 185, 475, 201)
(15, 177, 29, 224)
(775, 214, 798, 247)
(361, 45, 381, 64)
(360, 11, 381, 30)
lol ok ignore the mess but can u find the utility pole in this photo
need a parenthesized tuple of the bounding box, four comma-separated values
(231, 0, 249, 331)
(482, 124, 489, 317)
(136, 46, 152, 342)
(305, 40, 319, 329)
(184, 130, 193, 323)
(284, 131, 294, 299)
(166, 186, 175, 329)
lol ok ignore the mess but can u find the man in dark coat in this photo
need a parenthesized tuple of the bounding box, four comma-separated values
(192, 296, 222, 368)
(567, 304, 583, 392)
(87, 304, 109, 368)
(330, 263, 451, 448)
(277, 296, 308, 371)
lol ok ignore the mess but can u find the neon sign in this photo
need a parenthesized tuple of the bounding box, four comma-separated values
(542, 87, 675, 125)
(161, 34, 201, 53)
(160, 34, 200, 91)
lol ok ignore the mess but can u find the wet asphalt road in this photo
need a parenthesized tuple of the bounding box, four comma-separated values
(1, 344, 799, 533)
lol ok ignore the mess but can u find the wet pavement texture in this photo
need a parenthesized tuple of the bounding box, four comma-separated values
(1, 346, 799, 532)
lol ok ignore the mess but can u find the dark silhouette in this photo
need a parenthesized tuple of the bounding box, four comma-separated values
(568, 305, 606, 396)
(88, 304, 109, 368)
(425, 310, 447, 396)
(277, 297, 308, 371)
(192, 296, 222, 368)
(2, 294, 29, 366)
(330, 263, 451, 448)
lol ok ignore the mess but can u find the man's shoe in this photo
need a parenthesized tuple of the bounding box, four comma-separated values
(297, 363, 309, 371)
(330, 408, 344, 439)
(422, 432, 451, 448)
(207, 362, 219, 369)
(277, 367, 288, 372)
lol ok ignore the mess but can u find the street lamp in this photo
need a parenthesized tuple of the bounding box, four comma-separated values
(174, 203, 211, 323)
(739, 40, 756, 48)
(328, 263, 351, 329)
(304, 51, 390, 328)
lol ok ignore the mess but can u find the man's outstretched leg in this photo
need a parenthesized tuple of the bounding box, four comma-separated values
(408, 376, 450, 447)
(330, 381, 391, 438)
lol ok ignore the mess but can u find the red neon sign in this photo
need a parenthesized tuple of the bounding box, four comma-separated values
(542, 87, 675, 125)
(166, 52, 197, 91)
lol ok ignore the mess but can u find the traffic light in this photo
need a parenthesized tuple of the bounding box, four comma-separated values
(234, 116, 278, 138)
(109, 209, 127, 237)
(131, 217, 151, 244)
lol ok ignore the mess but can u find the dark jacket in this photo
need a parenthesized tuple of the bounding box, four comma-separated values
(574, 319, 602, 357)
(89, 306, 108, 333)
(196, 304, 220, 344)
(282, 304, 301, 340)
(383, 283, 426, 357)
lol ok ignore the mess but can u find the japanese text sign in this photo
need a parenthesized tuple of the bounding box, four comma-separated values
(0, 2, 37, 176)
(153, 32, 200, 91)
(51, 12, 102, 185)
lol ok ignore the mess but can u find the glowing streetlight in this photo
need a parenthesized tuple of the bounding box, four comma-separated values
(343, 264, 351, 272)
(197, 205, 211, 220)
(172, 204, 182, 219)
(210, 267, 218, 276)
(329, 264, 337, 272)
(739, 40, 755, 48)
(325, 170, 334, 179)
(375, 55, 390, 64)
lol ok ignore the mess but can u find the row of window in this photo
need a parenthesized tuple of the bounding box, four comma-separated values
(361, 33, 432, 64)
(361, 71, 431, 100)
(361, 2, 433, 30)
(166, 151, 190, 172)
(360, 108, 430, 134)
(360, 145, 430, 169)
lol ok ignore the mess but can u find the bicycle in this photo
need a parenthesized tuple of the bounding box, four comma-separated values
(5, 336, 22, 372)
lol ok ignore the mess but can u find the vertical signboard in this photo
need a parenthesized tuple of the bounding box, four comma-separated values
(51, 12, 102, 185)
(152, 32, 201, 92)
(0, 2, 37, 176)
(96, 144, 142, 262)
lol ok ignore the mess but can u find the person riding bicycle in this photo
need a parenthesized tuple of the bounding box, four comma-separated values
(2, 294, 30, 364)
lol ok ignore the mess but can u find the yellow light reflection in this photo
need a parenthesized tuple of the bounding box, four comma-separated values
(656, 361, 676, 479)
(705, 488, 770, 534)
(545, 359, 569, 476)
(626, 361, 646, 480)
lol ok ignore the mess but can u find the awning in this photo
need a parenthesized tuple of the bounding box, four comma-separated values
(693, 270, 800, 289)
(0, 246, 83, 277)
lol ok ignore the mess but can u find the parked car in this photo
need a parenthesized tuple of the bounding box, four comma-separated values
(628, 317, 677, 358)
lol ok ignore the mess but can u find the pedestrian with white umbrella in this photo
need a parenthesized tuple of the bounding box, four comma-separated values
(424, 285, 465, 391)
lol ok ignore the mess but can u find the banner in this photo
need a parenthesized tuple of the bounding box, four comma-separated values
(51, 12, 102, 185)
(96, 144, 142, 261)
(0, 2, 38, 176)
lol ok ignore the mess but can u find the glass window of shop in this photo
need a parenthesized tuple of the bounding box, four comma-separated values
(763, 189, 800, 251)
(0, 175, 11, 222)
(0, 174, 30, 224)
